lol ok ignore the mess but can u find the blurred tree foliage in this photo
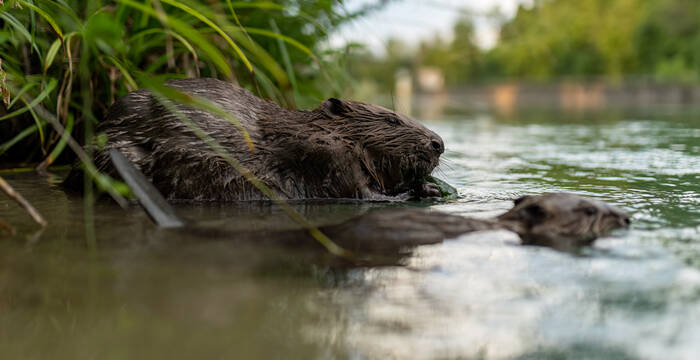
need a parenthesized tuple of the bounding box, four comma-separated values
(419, 16, 481, 86)
(0, 0, 386, 167)
(494, 0, 700, 81)
(349, 0, 700, 90)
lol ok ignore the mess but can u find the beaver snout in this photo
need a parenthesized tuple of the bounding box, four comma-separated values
(622, 216, 631, 227)
(430, 137, 444, 154)
(611, 207, 631, 228)
(427, 136, 445, 155)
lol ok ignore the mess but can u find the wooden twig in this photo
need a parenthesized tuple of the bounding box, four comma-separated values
(0, 175, 47, 227)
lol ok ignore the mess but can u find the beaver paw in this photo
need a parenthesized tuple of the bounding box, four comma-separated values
(417, 181, 442, 199)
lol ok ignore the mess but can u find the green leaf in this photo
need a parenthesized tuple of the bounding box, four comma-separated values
(426, 176, 460, 199)
(44, 38, 62, 73)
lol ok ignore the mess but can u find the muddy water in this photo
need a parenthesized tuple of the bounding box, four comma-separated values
(0, 109, 698, 359)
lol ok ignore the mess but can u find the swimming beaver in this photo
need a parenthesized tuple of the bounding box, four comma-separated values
(320, 193, 630, 252)
(66, 78, 444, 201)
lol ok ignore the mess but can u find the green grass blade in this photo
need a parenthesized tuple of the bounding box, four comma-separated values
(226, 29, 288, 87)
(115, 0, 232, 77)
(159, 0, 253, 73)
(106, 56, 138, 90)
(0, 78, 57, 121)
(131, 28, 199, 68)
(228, 1, 329, 35)
(0, 124, 38, 156)
(241, 27, 314, 57)
(225, 0, 244, 30)
(23, 98, 46, 147)
(252, 64, 285, 104)
(43, 0, 82, 25)
(141, 77, 254, 151)
(269, 19, 298, 104)
(18, 0, 64, 40)
(40, 114, 73, 168)
(7, 82, 37, 108)
(0, 12, 43, 58)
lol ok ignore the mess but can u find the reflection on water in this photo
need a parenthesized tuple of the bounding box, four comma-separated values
(0, 109, 698, 359)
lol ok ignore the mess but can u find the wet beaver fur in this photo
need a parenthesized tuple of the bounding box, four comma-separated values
(66, 78, 444, 201)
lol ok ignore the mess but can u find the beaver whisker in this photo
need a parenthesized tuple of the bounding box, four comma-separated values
(439, 156, 455, 166)
(433, 168, 447, 179)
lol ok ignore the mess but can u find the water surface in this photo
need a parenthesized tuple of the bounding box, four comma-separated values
(0, 109, 698, 359)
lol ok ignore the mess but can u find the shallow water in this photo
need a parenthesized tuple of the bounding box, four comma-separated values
(1, 109, 698, 359)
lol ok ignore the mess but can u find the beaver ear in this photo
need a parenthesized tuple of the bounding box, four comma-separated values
(513, 195, 532, 206)
(323, 98, 350, 116)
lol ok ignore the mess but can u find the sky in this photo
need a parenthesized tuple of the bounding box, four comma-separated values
(330, 0, 531, 54)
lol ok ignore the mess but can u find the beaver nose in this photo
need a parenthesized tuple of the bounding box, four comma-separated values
(430, 138, 444, 154)
(612, 208, 631, 228)
(620, 215, 631, 228)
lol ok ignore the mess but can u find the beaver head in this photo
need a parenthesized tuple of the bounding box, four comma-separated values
(496, 193, 630, 250)
(316, 98, 444, 195)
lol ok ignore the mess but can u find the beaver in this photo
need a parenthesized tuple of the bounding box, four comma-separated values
(320, 193, 630, 252)
(65, 78, 444, 201)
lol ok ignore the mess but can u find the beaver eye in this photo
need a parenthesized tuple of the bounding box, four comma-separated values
(385, 117, 399, 125)
(583, 207, 598, 216)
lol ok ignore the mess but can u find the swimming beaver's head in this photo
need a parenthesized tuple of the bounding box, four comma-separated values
(318, 98, 444, 194)
(497, 193, 630, 250)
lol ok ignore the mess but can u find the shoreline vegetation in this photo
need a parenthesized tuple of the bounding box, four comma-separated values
(0, 0, 385, 256)
(0, 0, 382, 167)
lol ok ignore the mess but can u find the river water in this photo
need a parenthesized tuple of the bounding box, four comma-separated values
(0, 109, 698, 359)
